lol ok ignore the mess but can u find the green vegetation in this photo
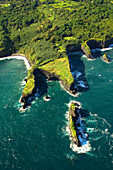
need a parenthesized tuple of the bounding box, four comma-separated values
(0, 0, 113, 58)
(39, 57, 74, 86)
(0, 0, 113, 94)
(0, 26, 14, 56)
(0, 3, 10, 7)
(102, 52, 109, 62)
(23, 67, 35, 95)
(82, 42, 91, 53)
(70, 115, 78, 142)
(82, 41, 92, 58)
(69, 103, 76, 111)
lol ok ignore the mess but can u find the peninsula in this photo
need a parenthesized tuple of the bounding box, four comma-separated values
(0, 0, 113, 108)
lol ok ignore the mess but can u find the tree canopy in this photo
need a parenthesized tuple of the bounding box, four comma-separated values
(0, 0, 113, 60)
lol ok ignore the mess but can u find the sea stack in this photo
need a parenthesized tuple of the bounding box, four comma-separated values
(69, 102, 88, 147)
(102, 53, 110, 63)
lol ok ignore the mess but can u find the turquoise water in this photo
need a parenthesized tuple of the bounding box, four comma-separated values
(0, 50, 113, 169)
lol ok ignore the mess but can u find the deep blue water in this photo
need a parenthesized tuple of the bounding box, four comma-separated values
(0, 50, 113, 170)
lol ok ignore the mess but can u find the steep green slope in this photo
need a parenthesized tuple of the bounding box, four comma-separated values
(0, 0, 113, 97)
(0, 0, 113, 59)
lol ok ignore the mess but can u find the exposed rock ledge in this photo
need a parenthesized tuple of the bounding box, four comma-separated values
(66, 38, 113, 58)
(20, 38, 113, 109)
(20, 69, 77, 109)
(41, 69, 77, 94)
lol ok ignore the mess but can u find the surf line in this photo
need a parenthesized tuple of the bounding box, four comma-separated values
(0, 54, 31, 70)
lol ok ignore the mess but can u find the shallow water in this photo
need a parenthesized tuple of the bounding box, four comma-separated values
(0, 50, 113, 169)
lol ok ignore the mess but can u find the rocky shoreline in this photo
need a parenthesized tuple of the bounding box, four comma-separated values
(1, 38, 113, 110)
(20, 39, 113, 110)
(102, 53, 111, 63)
(67, 38, 113, 59)
(20, 68, 77, 109)
(69, 102, 88, 147)
(41, 69, 77, 94)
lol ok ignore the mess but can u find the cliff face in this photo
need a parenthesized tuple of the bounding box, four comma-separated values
(81, 44, 92, 59)
(87, 38, 113, 49)
(69, 102, 81, 147)
(20, 68, 77, 109)
(20, 68, 48, 109)
(102, 53, 110, 63)
(67, 38, 113, 58)
(20, 37, 113, 109)
(41, 69, 77, 95)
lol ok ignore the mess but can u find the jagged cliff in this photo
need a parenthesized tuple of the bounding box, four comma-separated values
(20, 67, 77, 109)
(67, 38, 113, 58)
(20, 37, 113, 109)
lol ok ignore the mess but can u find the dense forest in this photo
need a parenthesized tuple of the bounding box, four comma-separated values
(0, 0, 113, 96)
(0, 0, 113, 63)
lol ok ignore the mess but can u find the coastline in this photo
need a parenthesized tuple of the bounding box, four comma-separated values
(1, 44, 113, 110)
(59, 81, 79, 97)
(91, 46, 113, 52)
(0, 54, 31, 70)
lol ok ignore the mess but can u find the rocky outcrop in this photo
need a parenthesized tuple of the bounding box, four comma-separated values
(20, 68, 48, 109)
(102, 53, 110, 63)
(87, 38, 113, 49)
(69, 102, 88, 147)
(81, 43, 92, 59)
(66, 38, 113, 59)
(20, 68, 77, 109)
(41, 69, 77, 95)
(69, 102, 81, 147)
(20, 37, 113, 109)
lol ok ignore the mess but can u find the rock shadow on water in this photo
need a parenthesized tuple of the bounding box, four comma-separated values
(67, 50, 89, 93)
(21, 69, 48, 110)
(68, 101, 91, 152)
(90, 44, 113, 63)
(92, 50, 113, 63)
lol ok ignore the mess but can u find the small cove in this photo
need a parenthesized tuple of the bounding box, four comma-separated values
(0, 49, 113, 169)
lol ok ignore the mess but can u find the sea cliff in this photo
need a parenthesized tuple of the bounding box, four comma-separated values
(67, 38, 113, 59)
(20, 38, 113, 109)
(20, 57, 77, 109)
(69, 102, 88, 147)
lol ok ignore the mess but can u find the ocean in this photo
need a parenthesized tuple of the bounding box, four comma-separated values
(0, 49, 113, 170)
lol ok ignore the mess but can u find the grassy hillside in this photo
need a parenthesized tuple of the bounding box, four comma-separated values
(39, 57, 74, 86)
(0, 0, 113, 59)
(0, 0, 113, 95)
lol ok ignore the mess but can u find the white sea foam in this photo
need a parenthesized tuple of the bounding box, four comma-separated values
(101, 47, 113, 51)
(0, 55, 31, 70)
(70, 141, 91, 154)
(110, 134, 113, 138)
(77, 80, 88, 88)
(82, 55, 95, 61)
(71, 71, 82, 78)
(63, 101, 91, 154)
(87, 128, 96, 133)
(68, 100, 81, 109)
(59, 81, 79, 97)
(19, 105, 31, 113)
(91, 46, 113, 52)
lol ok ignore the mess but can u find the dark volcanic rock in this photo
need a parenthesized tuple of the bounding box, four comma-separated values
(41, 69, 77, 95)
